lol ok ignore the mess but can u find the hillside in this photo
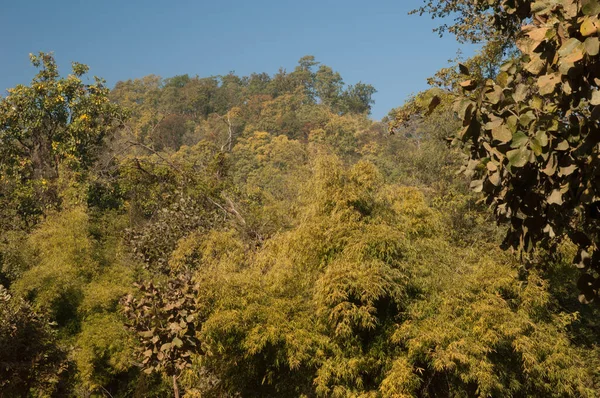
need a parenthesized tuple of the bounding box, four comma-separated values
(1, 52, 599, 397)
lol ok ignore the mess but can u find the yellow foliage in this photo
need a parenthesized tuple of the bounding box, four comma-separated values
(14, 207, 99, 317)
(74, 314, 135, 389)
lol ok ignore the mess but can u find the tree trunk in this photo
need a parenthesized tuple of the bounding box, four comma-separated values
(173, 374, 180, 398)
(32, 135, 58, 180)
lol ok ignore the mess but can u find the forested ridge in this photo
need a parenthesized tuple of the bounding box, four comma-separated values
(3, 1, 600, 397)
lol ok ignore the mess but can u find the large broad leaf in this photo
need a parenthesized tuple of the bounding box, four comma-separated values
(492, 124, 512, 143)
(519, 111, 536, 127)
(470, 179, 484, 192)
(558, 38, 584, 63)
(507, 146, 531, 167)
(585, 37, 600, 56)
(535, 130, 548, 147)
(556, 140, 570, 150)
(497, 72, 510, 87)
(591, 90, 600, 106)
(559, 60, 575, 75)
(485, 118, 503, 130)
(531, 138, 543, 155)
(489, 172, 501, 186)
(513, 84, 528, 102)
(507, 115, 519, 133)
(538, 74, 561, 95)
(160, 342, 172, 352)
(511, 131, 529, 148)
(527, 27, 550, 42)
(574, 249, 592, 269)
(542, 155, 557, 176)
(559, 164, 578, 177)
(525, 54, 546, 75)
(583, 0, 600, 16)
(486, 86, 503, 104)
(531, 1, 553, 14)
(581, 17, 600, 36)
(172, 337, 184, 348)
(547, 189, 563, 205)
(140, 330, 154, 338)
(453, 98, 473, 120)
(460, 80, 477, 91)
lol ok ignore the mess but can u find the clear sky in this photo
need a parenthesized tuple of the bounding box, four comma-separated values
(0, 0, 476, 120)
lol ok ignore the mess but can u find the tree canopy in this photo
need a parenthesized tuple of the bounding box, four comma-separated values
(411, 0, 600, 302)
(2, 30, 600, 397)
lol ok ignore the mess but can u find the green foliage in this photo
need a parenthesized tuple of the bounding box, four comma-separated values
(74, 313, 135, 390)
(192, 155, 598, 397)
(9, 205, 138, 393)
(315, 65, 344, 108)
(122, 274, 201, 397)
(230, 131, 308, 239)
(0, 229, 29, 287)
(340, 82, 377, 115)
(0, 285, 67, 396)
(14, 208, 99, 326)
(411, 0, 520, 44)
(421, 0, 600, 300)
(126, 195, 215, 273)
(110, 56, 376, 155)
(123, 274, 200, 376)
(398, 254, 595, 397)
(3, 50, 600, 397)
(0, 52, 125, 226)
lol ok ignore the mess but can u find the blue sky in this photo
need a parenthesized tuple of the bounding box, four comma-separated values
(0, 0, 476, 119)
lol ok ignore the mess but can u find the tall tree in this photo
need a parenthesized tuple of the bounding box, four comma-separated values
(341, 82, 377, 114)
(0, 52, 125, 225)
(417, 0, 600, 300)
(315, 65, 344, 108)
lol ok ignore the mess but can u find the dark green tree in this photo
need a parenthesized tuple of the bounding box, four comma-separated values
(341, 82, 377, 114)
(315, 65, 344, 108)
(0, 285, 67, 396)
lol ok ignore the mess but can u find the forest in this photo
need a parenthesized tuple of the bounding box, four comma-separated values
(2, 1, 600, 397)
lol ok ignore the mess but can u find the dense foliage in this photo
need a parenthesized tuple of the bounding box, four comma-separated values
(409, 0, 600, 302)
(2, 35, 600, 397)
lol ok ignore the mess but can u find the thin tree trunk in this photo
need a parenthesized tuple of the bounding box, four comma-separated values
(32, 136, 58, 180)
(173, 374, 180, 398)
